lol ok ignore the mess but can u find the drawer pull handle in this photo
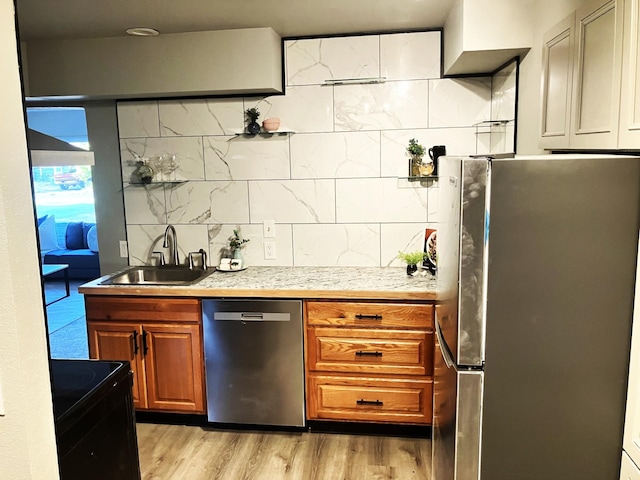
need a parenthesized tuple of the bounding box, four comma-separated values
(355, 350, 383, 357)
(357, 399, 383, 406)
(355, 314, 382, 320)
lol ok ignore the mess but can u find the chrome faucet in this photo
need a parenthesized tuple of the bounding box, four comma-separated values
(163, 224, 180, 265)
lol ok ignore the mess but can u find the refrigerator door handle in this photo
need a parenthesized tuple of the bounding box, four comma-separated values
(436, 320, 455, 369)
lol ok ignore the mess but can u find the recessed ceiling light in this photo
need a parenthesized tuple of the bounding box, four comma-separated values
(125, 27, 160, 36)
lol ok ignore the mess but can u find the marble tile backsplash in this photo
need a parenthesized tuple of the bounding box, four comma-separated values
(117, 31, 494, 268)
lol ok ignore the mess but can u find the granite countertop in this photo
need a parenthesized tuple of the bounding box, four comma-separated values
(79, 266, 443, 301)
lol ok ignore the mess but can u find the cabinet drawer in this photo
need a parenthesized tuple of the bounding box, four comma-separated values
(85, 296, 200, 322)
(307, 327, 433, 376)
(306, 301, 433, 329)
(308, 374, 432, 424)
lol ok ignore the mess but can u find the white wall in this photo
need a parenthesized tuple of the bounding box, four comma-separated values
(517, 0, 590, 153)
(0, 0, 59, 478)
(85, 102, 129, 275)
(115, 32, 495, 270)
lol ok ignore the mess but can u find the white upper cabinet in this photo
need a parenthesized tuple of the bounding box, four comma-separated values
(443, 0, 532, 75)
(569, 0, 623, 149)
(285, 36, 380, 86)
(23, 28, 284, 100)
(618, 0, 640, 148)
(539, 13, 575, 149)
(285, 32, 442, 86)
(539, 0, 630, 150)
(380, 31, 441, 81)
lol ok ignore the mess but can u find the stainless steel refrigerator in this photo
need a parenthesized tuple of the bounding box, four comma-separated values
(432, 154, 640, 480)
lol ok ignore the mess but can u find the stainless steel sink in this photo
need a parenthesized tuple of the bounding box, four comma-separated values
(101, 266, 215, 286)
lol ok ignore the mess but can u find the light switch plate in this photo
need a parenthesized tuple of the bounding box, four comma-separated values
(263, 220, 276, 238)
(119, 240, 129, 258)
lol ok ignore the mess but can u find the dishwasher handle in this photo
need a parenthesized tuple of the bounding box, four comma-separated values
(212, 311, 291, 322)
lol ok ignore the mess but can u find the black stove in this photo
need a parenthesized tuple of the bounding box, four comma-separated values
(51, 360, 125, 423)
(50, 359, 141, 480)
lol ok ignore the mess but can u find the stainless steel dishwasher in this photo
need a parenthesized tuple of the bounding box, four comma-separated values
(202, 299, 305, 427)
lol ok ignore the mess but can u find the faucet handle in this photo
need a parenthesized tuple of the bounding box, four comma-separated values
(151, 251, 165, 266)
(188, 249, 208, 270)
(199, 248, 208, 270)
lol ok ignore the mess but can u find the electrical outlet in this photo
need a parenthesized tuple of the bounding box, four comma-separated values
(263, 220, 276, 238)
(264, 241, 276, 260)
(119, 240, 129, 258)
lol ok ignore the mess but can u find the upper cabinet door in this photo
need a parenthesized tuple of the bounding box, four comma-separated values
(285, 36, 380, 86)
(569, 0, 624, 149)
(619, 0, 640, 148)
(540, 13, 575, 149)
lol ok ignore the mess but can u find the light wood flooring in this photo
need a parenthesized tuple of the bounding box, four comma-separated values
(137, 423, 431, 480)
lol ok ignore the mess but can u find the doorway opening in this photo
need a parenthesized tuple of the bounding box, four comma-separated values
(29, 106, 96, 359)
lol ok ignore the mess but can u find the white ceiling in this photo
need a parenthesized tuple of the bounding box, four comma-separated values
(15, 0, 455, 41)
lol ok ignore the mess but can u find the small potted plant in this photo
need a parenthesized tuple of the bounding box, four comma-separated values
(406, 138, 426, 177)
(245, 107, 261, 135)
(398, 250, 427, 276)
(229, 229, 250, 264)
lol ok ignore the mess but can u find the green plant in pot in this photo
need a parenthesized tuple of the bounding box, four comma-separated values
(406, 138, 426, 177)
(229, 229, 250, 261)
(398, 250, 427, 276)
(245, 107, 261, 135)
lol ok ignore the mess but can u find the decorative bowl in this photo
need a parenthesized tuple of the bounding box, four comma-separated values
(262, 118, 281, 132)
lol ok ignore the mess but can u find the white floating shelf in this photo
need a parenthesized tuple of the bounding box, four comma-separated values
(324, 77, 386, 86)
(233, 130, 295, 137)
(397, 176, 439, 188)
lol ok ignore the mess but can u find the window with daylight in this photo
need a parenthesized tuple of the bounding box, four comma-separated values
(28, 107, 96, 224)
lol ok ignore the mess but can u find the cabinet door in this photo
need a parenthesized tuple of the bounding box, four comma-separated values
(569, 0, 624, 149)
(619, 0, 640, 148)
(539, 13, 575, 149)
(87, 321, 147, 409)
(285, 36, 379, 86)
(143, 323, 205, 413)
(621, 452, 640, 480)
(624, 235, 640, 468)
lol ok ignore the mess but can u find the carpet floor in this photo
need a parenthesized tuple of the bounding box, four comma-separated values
(44, 279, 90, 359)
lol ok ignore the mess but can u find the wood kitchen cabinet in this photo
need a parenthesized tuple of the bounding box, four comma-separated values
(85, 296, 205, 413)
(305, 301, 434, 425)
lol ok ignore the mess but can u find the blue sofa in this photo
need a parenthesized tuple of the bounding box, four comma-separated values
(38, 215, 100, 280)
